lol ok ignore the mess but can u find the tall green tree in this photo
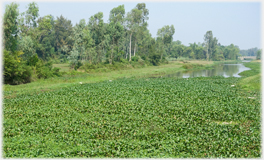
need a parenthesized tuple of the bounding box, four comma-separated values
(203, 31, 217, 61)
(25, 2, 39, 28)
(36, 15, 55, 60)
(54, 15, 74, 56)
(157, 25, 175, 60)
(68, 19, 86, 68)
(18, 36, 35, 60)
(88, 12, 106, 63)
(83, 27, 95, 64)
(109, 5, 125, 25)
(126, 8, 142, 61)
(3, 2, 20, 53)
(133, 3, 149, 56)
(106, 22, 124, 64)
(256, 49, 261, 60)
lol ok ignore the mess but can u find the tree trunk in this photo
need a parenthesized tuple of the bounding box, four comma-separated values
(125, 45, 128, 59)
(129, 33, 132, 61)
(134, 41, 136, 57)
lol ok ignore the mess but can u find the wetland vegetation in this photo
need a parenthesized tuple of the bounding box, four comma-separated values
(2, 1, 262, 158)
(3, 61, 261, 158)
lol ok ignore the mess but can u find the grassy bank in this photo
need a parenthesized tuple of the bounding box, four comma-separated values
(238, 61, 261, 92)
(4, 60, 218, 97)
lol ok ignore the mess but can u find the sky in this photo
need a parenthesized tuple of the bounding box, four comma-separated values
(1, 0, 261, 50)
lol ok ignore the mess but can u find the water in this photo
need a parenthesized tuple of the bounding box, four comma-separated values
(164, 62, 251, 78)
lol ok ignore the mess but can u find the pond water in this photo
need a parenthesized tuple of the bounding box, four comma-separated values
(164, 62, 251, 78)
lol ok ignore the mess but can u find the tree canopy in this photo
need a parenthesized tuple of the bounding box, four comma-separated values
(3, 2, 257, 84)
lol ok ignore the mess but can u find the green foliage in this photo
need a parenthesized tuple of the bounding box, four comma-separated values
(18, 36, 35, 59)
(74, 61, 83, 70)
(204, 31, 218, 61)
(25, 2, 39, 28)
(54, 15, 73, 53)
(109, 5, 125, 24)
(131, 56, 139, 62)
(3, 2, 19, 53)
(36, 60, 61, 79)
(27, 54, 39, 66)
(238, 62, 261, 92)
(4, 50, 32, 85)
(149, 53, 161, 66)
(256, 49, 261, 60)
(239, 47, 259, 56)
(3, 76, 260, 158)
(157, 25, 175, 45)
(238, 62, 260, 77)
(3, 1, 257, 87)
(120, 58, 129, 64)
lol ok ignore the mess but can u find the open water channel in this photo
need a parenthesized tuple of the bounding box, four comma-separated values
(164, 61, 251, 78)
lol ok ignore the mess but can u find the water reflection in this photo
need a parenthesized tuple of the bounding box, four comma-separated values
(165, 63, 250, 78)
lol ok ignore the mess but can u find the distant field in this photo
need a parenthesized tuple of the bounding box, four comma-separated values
(53, 63, 71, 72)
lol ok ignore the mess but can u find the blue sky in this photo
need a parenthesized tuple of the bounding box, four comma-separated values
(2, 1, 261, 50)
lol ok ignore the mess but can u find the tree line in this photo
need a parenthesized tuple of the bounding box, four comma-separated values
(239, 47, 261, 60)
(3, 2, 250, 84)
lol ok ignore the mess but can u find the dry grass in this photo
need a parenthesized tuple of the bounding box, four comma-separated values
(214, 121, 238, 125)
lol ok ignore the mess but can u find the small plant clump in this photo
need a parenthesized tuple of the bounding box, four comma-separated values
(3, 76, 260, 158)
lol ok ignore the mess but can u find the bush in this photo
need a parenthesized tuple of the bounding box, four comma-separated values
(131, 56, 139, 62)
(35, 60, 61, 79)
(149, 53, 161, 66)
(52, 67, 62, 77)
(27, 54, 39, 66)
(36, 66, 53, 79)
(141, 55, 147, 61)
(120, 58, 129, 64)
(81, 63, 96, 70)
(74, 61, 83, 70)
(4, 50, 33, 85)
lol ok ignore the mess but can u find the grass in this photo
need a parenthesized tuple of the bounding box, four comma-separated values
(238, 61, 261, 92)
(53, 63, 71, 72)
(3, 77, 261, 158)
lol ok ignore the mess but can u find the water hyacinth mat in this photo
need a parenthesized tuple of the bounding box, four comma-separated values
(3, 76, 261, 158)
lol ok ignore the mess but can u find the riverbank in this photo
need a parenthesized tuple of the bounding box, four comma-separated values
(3, 60, 227, 97)
(238, 61, 261, 92)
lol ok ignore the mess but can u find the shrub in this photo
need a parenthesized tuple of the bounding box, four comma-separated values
(27, 54, 39, 66)
(131, 56, 139, 62)
(149, 53, 161, 66)
(52, 67, 62, 77)
(141, 54, 147, 61)
(4, 50, 33, 85)
(74, 61, 83, 70)
(120, 58, 129, 64)
(35, 60, 61, 79)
